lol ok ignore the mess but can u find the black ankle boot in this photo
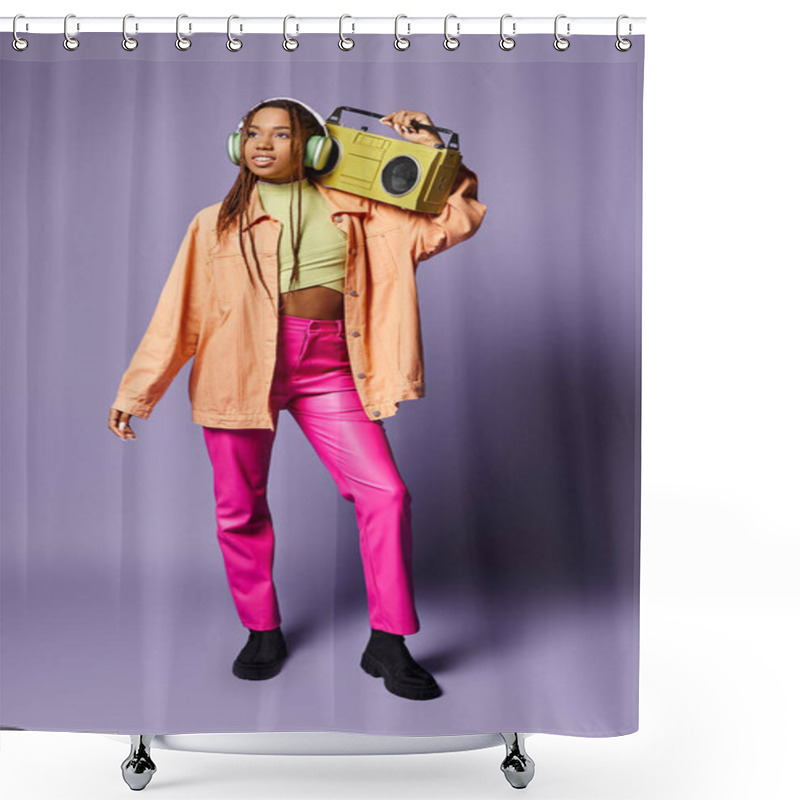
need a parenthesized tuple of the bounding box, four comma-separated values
(233, 627, 288, 681)
(360, 628, 442, 700)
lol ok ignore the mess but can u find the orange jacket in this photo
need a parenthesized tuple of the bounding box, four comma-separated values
(112, 161, 487, 429)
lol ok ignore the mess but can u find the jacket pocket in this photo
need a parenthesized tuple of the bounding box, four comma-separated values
(210, 254, 247, 311)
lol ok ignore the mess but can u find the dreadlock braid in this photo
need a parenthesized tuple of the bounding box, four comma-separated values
(215, 99, 324, 310)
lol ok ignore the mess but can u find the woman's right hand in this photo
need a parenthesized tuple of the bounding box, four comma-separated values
(109, 407, 137, 441)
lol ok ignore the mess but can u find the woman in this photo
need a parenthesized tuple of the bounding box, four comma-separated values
(108, 97, 487, 700)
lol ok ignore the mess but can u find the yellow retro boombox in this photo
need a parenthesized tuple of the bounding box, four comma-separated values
(228, 104, 462, 214)
(311, 107, 462, 215)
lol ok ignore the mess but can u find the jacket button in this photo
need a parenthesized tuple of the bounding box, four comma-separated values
(357, 372, 365, 379)
(333, 214, 343, 222)
(349, 290, 358, 296)
(351, 331, 360, 337)
(372, 410, 381, 417)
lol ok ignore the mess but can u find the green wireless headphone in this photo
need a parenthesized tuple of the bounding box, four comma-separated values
(226, 96, 334, 172)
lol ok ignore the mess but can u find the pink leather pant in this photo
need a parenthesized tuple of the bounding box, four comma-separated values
(202, 313, 420, 635)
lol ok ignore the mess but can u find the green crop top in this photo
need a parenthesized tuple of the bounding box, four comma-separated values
(257, 178, 347, 294)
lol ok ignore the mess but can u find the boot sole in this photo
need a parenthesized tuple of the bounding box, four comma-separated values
(360, 651, 442, 700)
(233, 649, 287, 681)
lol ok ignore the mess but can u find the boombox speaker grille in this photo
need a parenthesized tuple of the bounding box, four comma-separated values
(380, 156, 421, 197)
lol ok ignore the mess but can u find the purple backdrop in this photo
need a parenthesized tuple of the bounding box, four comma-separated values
(0, 33, 643, 735)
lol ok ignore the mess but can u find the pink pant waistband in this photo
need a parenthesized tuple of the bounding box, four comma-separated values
(278, 313, 345, 335)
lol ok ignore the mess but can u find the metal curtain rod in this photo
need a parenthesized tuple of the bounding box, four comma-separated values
(0, 15, 646, 36)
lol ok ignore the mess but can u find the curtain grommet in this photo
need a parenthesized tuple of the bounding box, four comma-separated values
(12, 14, 29, 51)
(283, 15, 299, 51)
(553, 14, 570, 51)
(499, 14, 516, 50)
(394, 15, 410, 50)
(226, 15, 243, 51)
(63, 13, 80, 51)
(443, 14, 460, 51)
(339, 15, 355, 51)
(615, 15, 632, 51)
(175, 14, 191, 51)
(122, 14, 138, 51)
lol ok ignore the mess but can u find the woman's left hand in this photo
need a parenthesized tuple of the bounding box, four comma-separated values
(379, 110, 445, 148)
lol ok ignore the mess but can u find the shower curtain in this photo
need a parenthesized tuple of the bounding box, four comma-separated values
(0, 29, 644, 737)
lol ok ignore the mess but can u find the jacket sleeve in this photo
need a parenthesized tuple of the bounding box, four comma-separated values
(111, 212, 209, 420)
(411, 160, 488, 262)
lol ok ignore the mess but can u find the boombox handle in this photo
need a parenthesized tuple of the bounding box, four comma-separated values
(326, 106, 461, 151)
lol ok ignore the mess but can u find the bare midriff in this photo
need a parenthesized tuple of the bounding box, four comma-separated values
(278, 285, 344, 320)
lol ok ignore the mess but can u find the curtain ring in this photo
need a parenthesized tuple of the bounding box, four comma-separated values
(339, 15, 355, 50)
(443, 14, 460, 51)
(176, 14, 191, 51)
(12, 14, 29, 51)
(394, 15, 410, 50)
(553, 14, 570, 51)
(615, 15, 632, 52)
(122, 15, 138, 51)
(63, 13, 79, 51)
(227, 15, 243, 51)
(283, 15, 299, 51)
(499, 14, 516, 51)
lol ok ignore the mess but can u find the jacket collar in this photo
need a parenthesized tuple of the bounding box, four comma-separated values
(243, 178, 370, 232)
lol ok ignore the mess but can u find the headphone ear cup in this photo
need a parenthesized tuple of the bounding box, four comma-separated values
(304, 135, 333, 171)
(226, 132, 241, 165)
(228, 130, 331, 169)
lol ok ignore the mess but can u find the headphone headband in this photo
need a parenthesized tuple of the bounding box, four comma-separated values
(236, 96, 327, 133)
